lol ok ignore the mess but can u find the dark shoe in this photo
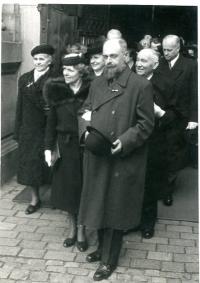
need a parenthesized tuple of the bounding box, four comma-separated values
(63, 236, 76, 248)
(142, 228, 154, 239)
(93, 264, 115, 281)
(163, 194, 173, 206)
(86, 250, 101, 263)
(76, 240, 88, 252)
(25, 201, 41, 215)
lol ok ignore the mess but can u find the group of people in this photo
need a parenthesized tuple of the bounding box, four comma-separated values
(14, 28, 197, 281)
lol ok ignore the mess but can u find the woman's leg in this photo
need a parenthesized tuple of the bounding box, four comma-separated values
(25, 186, 41, 214)
(63, 213, 77, 247)
(76, 224, 88, 252)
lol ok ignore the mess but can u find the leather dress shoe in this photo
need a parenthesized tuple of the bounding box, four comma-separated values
(142, 228, 154, 239)
(25, 201, 41, 215)
(63, 236, 76, 248)
(76, 240, 88, 252)
(163, 194, 173, 206)
(93, 263, 115, 281)
(86, 250, 101, 263)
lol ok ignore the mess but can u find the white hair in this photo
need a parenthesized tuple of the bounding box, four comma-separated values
(163, 35, 180, 48)
(137, 48, 159, 64)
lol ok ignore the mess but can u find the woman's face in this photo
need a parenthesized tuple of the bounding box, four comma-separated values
(63, 65, 80, 84)
(90, 54, 105, 72)
(33, 54, 52, 72)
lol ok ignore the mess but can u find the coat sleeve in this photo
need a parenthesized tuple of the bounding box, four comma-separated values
(13, 77, 23, 141)
(44, 106, 57, 150)
(189, 60, 198, 122)
(119, 82, 155, 156)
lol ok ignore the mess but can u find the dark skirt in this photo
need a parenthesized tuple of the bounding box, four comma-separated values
(50, 134, 83, 214)
(17, 130, 50, 187)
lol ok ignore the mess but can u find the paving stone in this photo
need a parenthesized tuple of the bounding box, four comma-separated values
(72, 276, 94, 283)
(148, 251, 173, 261)
(152, 277, 167, 283)
(159, 271, 191, 280)
(174, 253, 198, 263)
(0, 222, 16, 230)
(157, 244, 184, 254)
(29, 271, 49, 281)
(154, 223, 166, 231)
(161, 262, 184, 272)
(0, 230, 19, 238)
(0, 238, 21, 247)
(36, 226, 65, 236)
(132, 274, 150, 282)
(0, 200, 15, 209)
(0, 246, 20, 256)
(67, 267, 89, 276)
(18, 248, 45, 259)
(44, 250, 76, 261)
(167, 279, 181, 283)
(9, 269, 30, 280)
(15, 224, 38, 233)
(167, 225, 193, 233)
(5, 216, 29, 225)
(20, 240, 46, 250)
(46, 260, 64, 266)
(154, 230, 180, 239)
(0, 269, 11, 279)
(142, 237, 168, 244)
(49, 273, 74, 283)
(180, 232, 198, 240)
(185, 262, 199, 273)
(145, 269, 160, 277)
(185, 246, 198, 254)
(21, 259, 46, 271)
(123, 241, 156, 251)
(15, 211, 41, 219)
(180, 221, 198, 227)
(131, 259, 161, 270)
(17, 232, 43, 241)
(170, 239, 195, 247)
(64, 262, 80, 268)
(0, 280, 15, 283)
(126, 249, 147, 259)
(46, 266, 67, 273)
(158, 219, 180, 225)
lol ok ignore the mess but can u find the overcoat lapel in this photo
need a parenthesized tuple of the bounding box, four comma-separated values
(92, 67, 132, 111)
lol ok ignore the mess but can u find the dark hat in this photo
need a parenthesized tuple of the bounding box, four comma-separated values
(62, 53, 86, 66)
(85, 126, 115, 156)
(87, 42, 103, 56)
(31, 44, 55, 56)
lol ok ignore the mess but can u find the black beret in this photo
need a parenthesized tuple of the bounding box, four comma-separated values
(62, 53, 86, 66)
(87, 43, 103, 56)
(85, 126, 115, 156)
(31, 44, 55, 56)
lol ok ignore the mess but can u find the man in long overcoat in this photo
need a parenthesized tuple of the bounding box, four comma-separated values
(158, 35, 198, 206)
(78, 38, 154, 281)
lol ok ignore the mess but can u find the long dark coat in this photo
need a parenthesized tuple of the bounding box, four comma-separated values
(78, 67, 154, 230)
(158, 55, 198, 171)
(44, 77, 90, 213)
(13, 68, 55, 187)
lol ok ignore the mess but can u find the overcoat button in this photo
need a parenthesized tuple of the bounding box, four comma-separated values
(111, 110, 115, 115)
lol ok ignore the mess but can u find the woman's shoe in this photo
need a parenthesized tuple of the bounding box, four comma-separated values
(76, 240, 88, 252)
(63, 236, 76, 248)
(25, 201, 41, 215)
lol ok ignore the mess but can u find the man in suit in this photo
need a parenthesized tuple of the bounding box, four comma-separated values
(159, 35, 198, 206)
(78, 38, 154, 280)
(134, 48, 178, 238)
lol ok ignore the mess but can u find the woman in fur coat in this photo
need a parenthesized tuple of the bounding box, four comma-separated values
(44, 53, 90, 252)
(13, 44, 55, 215)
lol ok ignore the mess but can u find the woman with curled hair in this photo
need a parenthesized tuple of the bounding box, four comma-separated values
(44, 53, 90, 251)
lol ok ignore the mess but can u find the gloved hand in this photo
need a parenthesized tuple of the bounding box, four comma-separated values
(186, 121, 198, 130)
(45, 150, 52, 167)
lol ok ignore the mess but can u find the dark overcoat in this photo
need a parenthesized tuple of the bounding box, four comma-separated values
(158, 55, 198, 171)
(13, 68, 55, 187)
(44, 77, 90, 213)
(78, 67, 154, 230)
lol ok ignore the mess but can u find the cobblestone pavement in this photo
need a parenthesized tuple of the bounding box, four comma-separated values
(0, 178, 199, 283)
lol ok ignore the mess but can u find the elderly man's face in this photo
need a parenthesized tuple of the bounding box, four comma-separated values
(103, 40, 126, 79)
(136, 52, 156, 78)
(162, 38, 180, 62)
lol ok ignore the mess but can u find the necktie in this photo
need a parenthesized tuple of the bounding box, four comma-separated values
(169, 62, 172, 70)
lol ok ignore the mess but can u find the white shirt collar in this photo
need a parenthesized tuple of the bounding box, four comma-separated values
(146, 73, 153, 80)
(170, 54, 179, 68)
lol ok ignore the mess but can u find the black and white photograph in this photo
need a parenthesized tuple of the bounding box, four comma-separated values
(1, 1, 198, 282)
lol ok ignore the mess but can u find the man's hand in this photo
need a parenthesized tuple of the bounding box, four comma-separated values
(186, 121, 198, 130)
(154, 103, 165, 118)
(45, 150, 52, 167)
(85, 131, 89, 139)
(111, 139, 122, 155)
